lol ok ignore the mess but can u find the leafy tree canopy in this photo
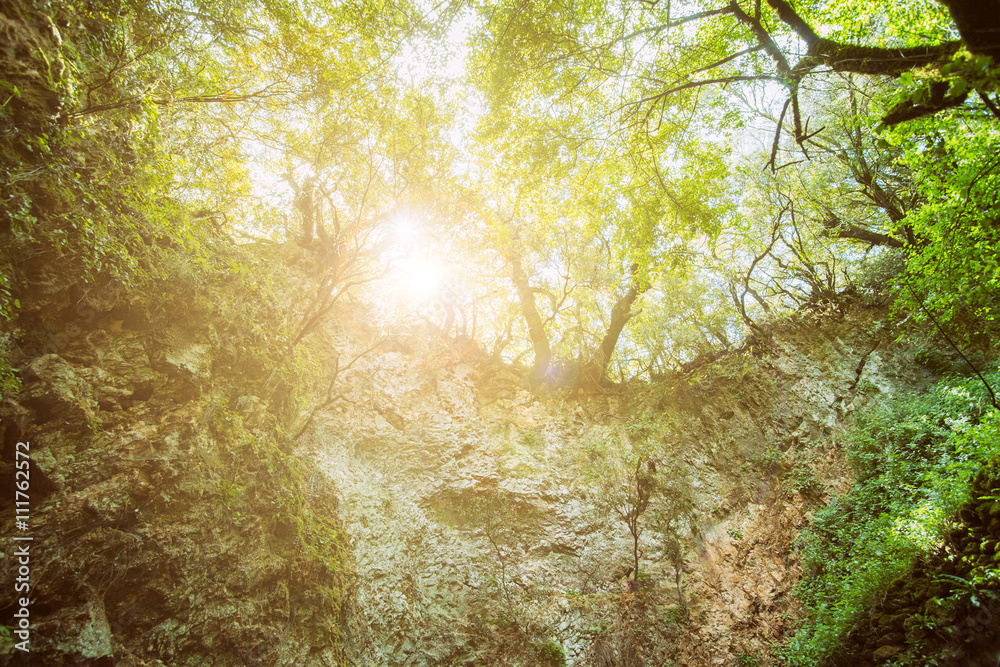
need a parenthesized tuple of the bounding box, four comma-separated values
(4, 0, 1000, 391)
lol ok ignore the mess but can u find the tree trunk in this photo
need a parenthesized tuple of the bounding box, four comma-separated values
(674, 563, 687, 618)
(629, 513, 640, 588)
(508, 248, 552, 386)
(937, 0, 1000, 62)
(575, 264, 647, 392)
(751, 0, 1000, 128)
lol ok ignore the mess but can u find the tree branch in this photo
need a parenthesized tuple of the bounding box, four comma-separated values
(608, 4, 737, 47)
(70, 84, 286, 117)
(820, 213, 906, 248)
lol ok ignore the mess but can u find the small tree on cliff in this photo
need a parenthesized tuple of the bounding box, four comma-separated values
(650, 473, 695, 618)
(592, 424, 662, 587)
(464, 491, 541, 635)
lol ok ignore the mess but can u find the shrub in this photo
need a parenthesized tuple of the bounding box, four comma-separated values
(784, 369, 1000, 664)
(537, 638, 566, 666)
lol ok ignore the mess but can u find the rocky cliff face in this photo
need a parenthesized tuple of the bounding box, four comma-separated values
(0, 295, 350, 666)
(0, 275, 948, 667)
(306, 305, 940, 666)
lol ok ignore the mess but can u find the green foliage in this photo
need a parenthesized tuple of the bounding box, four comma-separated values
(785, 462, 823, 497)
(885, 112, 1000, 340)
(784, 370, 1000, 664)
(0, 332, 20, 399)
(4, 115, 190, 293)
(684, 350, 760, 390)
(9, 3, 1000, 665)
(520, 428, 544, 448)
(462, 0, 1000, 380)
(807, 0, 954, 47)
(4, 0, 997, 397)
(466, 0, 740, 381)
(855, 378, 879, 395)
(751, 446, 785, 472)
(218, 479, 246, 517)
(536, 638, 566, 666)
(851, 251, 907, 304)
(1, 3, 250, 315)
(206, 402, 348, 577)
(660, 605, 686, 626)
(0, 623, 14, 659)
(891, 51, 1000, 115)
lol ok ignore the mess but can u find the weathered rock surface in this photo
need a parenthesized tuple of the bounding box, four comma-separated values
(0, 312, 348, 666)
(0, 235, 951, 667)
(310, 305, 940, 666)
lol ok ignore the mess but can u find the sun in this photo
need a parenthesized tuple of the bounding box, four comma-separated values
(384, 213, 444, 303)
(391, 214, 424, 249)
(401, 258, 444, 302)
